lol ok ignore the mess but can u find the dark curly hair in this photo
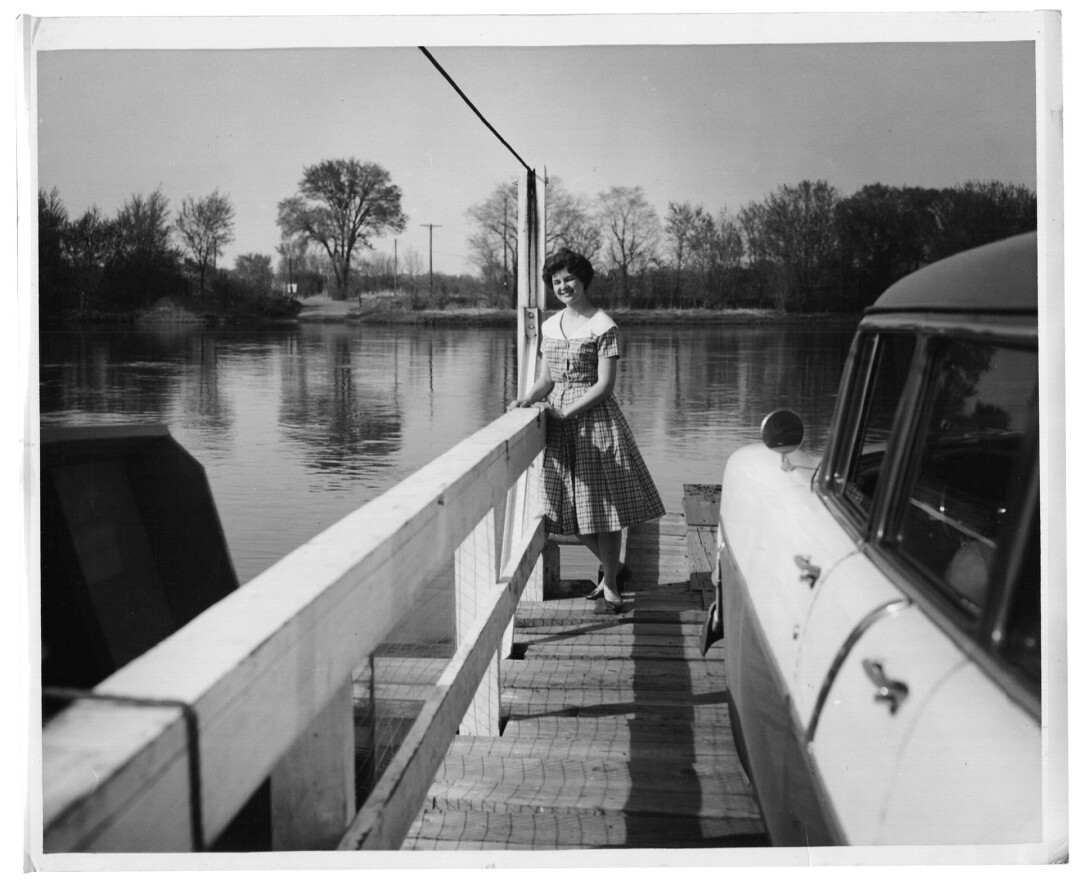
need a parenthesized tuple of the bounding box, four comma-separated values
(542, 247, 595, 290)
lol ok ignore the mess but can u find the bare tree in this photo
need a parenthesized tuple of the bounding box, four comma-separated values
(277, 158, 407, 303)
(665, 201, 696, 307)
(114, 187, 176, 307)
(175, 189, 235, 296)
(739, 180, 840, 311)
(356, 251, 396, 293)
(545, 180, 602, 262)
(467, 177, 602, 305)
(233, 253, 274, 293)
(597, 186, 661, 307)
(401, 246, 425, 280)
(66, 206, 116, 312)
(38, 188, 70, 310)
(308, 252, 335, 293)
(276, 233, 308, 294)
(400, 246, 426, 307)
(466, 180, 518, 302)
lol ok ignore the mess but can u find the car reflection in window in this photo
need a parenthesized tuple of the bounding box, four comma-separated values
(895, 341, 1037, 618)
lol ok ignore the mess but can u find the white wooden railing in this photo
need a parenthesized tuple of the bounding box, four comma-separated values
(41, 407, 550, 852)
(44, 168, 550, 855)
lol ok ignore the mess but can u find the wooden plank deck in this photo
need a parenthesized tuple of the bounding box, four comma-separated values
(395, 503, 766, 850)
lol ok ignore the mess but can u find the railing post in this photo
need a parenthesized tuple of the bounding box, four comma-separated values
(270, 679, 356, 850)
(541, 539, 561, 598)
(456, 507, 502, 736)
(519, 454, 549, 603)
(515, 168, 546, 398)
(510, 169, 549, 606)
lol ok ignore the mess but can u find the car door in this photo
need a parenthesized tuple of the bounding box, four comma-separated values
(877, 653, 1041, 844)
(719, 445, 859, 729)
(789, 330, 920, 726)
(805, 332, 1041, 844)
(804, 588, 967, 843)
(806, 575, 1041, 845)
(717, 450, 861, 846)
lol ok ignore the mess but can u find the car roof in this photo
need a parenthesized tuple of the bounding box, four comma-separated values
(866, 232, 1037, 315)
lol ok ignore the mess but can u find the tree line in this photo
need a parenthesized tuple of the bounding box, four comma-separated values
(39, 157, 1036, 323)
(37, 185, 299, 323)
(467, 177, 1036, 312)
(38, 158, 433, 321)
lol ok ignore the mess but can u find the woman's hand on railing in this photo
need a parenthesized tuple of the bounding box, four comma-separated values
(510, 400, 565, 421)
(509, 398, 561, 415)
(540, 402, 566, 421)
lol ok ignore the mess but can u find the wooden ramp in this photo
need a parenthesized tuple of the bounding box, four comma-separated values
(400, 507, 766, 850)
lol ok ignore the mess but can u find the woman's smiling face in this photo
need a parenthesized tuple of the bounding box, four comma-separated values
(551, 269, 586, 306)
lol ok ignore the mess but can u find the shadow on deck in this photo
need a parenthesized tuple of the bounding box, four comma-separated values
(392, 510, 767, 850)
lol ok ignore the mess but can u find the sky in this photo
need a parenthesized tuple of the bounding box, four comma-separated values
(32, 14, 1042, 279)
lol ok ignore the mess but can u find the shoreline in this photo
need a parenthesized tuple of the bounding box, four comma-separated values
(46, 298, 863, 330)
(308, 306, 863, 328)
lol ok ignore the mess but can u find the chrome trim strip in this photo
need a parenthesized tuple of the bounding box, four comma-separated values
(805, 598, 911, 743)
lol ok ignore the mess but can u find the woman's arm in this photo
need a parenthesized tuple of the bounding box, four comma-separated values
(560, 356, 617, 420)
(508, 355, 555, 409)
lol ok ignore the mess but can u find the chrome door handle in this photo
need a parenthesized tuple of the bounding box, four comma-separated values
(794, 555, 821, 587)
(862, 658, 909, 715)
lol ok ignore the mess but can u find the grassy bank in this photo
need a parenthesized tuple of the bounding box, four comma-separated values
(44, 293, 304, 328)
(123, 290, 860, 329)
(327, 291, 860, 327)
(348, 301, 860, 328)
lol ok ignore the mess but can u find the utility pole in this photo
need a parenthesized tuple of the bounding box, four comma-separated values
(421, 223, 441, 300)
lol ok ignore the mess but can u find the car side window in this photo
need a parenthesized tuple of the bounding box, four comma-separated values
(834, 333, 916, 524)
(892, 340, 1037, 621)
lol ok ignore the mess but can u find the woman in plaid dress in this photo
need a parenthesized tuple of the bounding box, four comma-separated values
(508, 248, 665, 612)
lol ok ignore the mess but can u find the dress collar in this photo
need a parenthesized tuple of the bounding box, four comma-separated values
(550, 309, 616, 340)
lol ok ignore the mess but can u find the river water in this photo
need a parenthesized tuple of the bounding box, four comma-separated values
(39, 320, 857, 585)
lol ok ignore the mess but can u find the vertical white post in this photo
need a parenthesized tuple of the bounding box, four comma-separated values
(515, 169, 546, 396)
(456, 507, 502, 736)
(508, 170, 548, 606)
(270, 679, 356, 850)
(520, 459, 548, 604)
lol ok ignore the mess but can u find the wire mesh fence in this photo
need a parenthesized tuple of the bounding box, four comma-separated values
(351, 462, 542, 809)
(353, 641, 455, 807)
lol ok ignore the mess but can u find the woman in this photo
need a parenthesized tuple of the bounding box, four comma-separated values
(509, 248, 665, 612)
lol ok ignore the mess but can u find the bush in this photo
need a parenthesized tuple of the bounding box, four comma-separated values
(252, 293, 303, 319)
(208, 270, 301, 319)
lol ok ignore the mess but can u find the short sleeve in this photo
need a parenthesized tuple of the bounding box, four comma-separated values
(596, 326, 620, 359)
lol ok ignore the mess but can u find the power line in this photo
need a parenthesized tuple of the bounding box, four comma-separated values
(419, 46, 532, 173)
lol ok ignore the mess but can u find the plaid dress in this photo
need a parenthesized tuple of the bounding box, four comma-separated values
(540, 310, 666, 536)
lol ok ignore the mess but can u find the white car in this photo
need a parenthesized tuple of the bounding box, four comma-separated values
(709, 233, 1040, 846)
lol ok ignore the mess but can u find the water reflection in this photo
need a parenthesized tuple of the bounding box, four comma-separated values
(618, 324, 853, 489)
(181, 334, 233, 438)
(39, 320, 855, 582)
(279, 328, 403, 476)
